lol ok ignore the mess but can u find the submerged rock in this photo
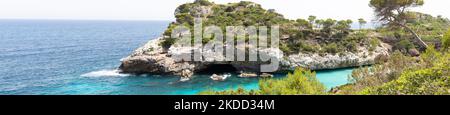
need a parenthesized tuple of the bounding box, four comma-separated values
(210, 73, 230, 81)
(238, 72, 258, 78)
(260, 73, 274, 78)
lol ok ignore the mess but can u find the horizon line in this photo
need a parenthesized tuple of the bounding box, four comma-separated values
(0, 18, 173, 22)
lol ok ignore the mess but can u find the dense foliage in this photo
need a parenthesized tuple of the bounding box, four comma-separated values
(370, 0, 429, 49)
(337, 47, 450, 95)
(363, 48, 449, 95)
(377, 12, 449, 53)
(161, 0, 377, 55)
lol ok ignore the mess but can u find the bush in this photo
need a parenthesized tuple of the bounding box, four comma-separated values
(346, 41, 358, 52)
(340, 32, 368, 53)
(362, 48, 450, 95)
(301, 43, 316, 52)
(395, 39, 414, 52)
(362, 66, 450, 95)
(369, 38, 380, 52)
(339, 47, 450, 95)
(297, 42, 317, 53)
(279, 44, 292, 54)
(194, 0, 213, 6)
(337, 51, 417, 94)
(175, 13, 194, 24)
(324, 43, 339, 54)
(259, 68, 326, 95)
(160, 37, 176, 49)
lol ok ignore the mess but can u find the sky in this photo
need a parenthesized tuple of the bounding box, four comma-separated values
(0, 0, 449, 21)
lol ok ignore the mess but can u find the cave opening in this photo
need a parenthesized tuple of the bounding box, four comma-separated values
(197, 64, 238, 74)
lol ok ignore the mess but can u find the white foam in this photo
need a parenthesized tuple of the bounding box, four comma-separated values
(81, 69, 130, 77)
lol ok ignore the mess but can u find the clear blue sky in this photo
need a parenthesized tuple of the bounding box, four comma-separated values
(0, 0, 449, 21)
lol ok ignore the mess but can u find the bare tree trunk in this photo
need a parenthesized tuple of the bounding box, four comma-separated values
(398, 24, 429, 49)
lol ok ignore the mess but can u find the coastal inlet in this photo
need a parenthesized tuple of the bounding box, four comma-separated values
(0, 20, 352, 95)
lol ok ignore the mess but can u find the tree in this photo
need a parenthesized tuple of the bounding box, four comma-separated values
(358, 18, 367, 30)
(308, 15, 317, 28)
(333, 19, 353, 38)
(335, 19, 353, 31)
(194, 0, 213, 6)
(315, 19, 323, 29)
(296, 19, 311, 30)
(369, 0, 429, 49)
(321, 19, 337, 31)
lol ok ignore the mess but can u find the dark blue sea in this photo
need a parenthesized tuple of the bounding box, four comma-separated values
(0, 20, 353, 95)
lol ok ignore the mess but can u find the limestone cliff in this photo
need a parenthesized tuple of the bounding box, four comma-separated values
(119, 0, 391, 81)
(119, 37, 390, 81)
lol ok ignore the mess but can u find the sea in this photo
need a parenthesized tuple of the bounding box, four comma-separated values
(0, 20, 353, 95)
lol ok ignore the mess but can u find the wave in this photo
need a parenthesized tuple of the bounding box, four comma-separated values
(81, 69, 130, 77)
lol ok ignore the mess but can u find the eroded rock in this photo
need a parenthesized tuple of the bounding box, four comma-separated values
(119, 37, 391, 81)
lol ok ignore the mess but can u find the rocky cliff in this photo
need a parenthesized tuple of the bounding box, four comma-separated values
(119, 37, 390, 81)
(119, 0, 391, 81)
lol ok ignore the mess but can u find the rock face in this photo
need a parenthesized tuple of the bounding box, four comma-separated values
(281, 43, 390, 70)
(119, 37, 197, 80)
(119, 37, 391, 81)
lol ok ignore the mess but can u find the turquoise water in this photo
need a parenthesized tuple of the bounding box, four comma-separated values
(0, 20, 353, 95)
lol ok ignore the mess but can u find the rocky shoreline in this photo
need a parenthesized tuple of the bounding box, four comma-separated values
(119, 37, 390, 81)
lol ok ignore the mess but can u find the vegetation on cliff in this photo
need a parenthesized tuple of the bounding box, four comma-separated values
(342, 47, 450, 95)
(376, 12, 449, 53)
(369, 0, 429, 49)
(160, 0, 379, 55)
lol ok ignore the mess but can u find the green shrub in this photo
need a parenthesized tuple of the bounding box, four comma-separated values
(175, 13, 194, 25)
(362, 65, 450, 95)
(259, 68, 327, 95)
(194, 0, 213, 6)
(347, 41, 358, 52)
(324, 43, 339, 54)
(279, 44, 292, 54)
(340, 48, 450, 95)
(337, 51, 417, 94)
(160, 37, 176, 49)
(362, 49, 450, 95)
(395, 39, 414, 52)
(369, 38, 380, 51)
(298, 42, 316, 53)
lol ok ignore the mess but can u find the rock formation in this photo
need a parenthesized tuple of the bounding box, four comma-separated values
(118, 1, 391, 81)
(119, 37, 390, 81)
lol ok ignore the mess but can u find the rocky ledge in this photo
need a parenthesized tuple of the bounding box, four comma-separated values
(119, 37, 390, 81)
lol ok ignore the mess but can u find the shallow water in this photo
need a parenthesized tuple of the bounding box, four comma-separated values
(0, 20, 352, 95)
